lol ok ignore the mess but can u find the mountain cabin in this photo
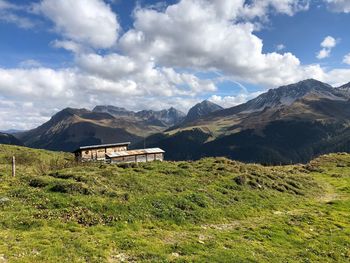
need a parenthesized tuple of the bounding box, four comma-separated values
(73, 142, 165, 163)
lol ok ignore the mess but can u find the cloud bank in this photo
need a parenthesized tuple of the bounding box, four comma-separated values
(0, 0, 350, 130)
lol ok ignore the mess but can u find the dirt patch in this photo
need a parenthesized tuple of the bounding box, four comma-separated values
(108, 251, 135, 263)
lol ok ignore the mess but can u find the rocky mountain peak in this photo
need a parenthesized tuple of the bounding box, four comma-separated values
(93, 105, 134, 117)
(184, 100, 223, 123)
(243, 79, 342, 113)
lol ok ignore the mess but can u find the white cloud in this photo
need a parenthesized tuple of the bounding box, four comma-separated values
(317, 36, 338, 59)
(325, 0, 350, 13)
(323, 68, 350, 86)
(240, 0, 310, 20)
(276, 44, 286, 51)
(19, 59, 42, 68)
(343, 53, 350, 65)
(317, 48, 331, 59)
(51, 40, 86, 53)
(120, 0, 314, 87)
(321, 36, 337, 48)
(0, 68, 76, 99)
(0, 98, 50, 130)
(76, 52, 217, 96)
(2, 0, 350, 130)
(76, 53, 137, 80)
(0, 0, 35, 28)
(209, 91, 263, 108)
(0, 12, 35, 28)
(0, 0, 18, 10)
(34, 0, 119, 49)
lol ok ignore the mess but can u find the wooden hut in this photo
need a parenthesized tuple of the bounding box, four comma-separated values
(73, 142, 130, 161)
(73, 142, 165, 163)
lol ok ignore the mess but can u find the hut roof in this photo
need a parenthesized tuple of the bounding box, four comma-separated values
(73, 142, 131, 153)
(106, 148, 165, 158)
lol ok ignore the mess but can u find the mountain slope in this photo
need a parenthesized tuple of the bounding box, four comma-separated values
(0, 144, 349, 262)
(336, 81, 350, 97)
(17, 105, 187, 152)
(17, 108, 148, 152)
(0, 132, 23, 146)
(144, 79, 350, 164)
(217, 79, 344, 117)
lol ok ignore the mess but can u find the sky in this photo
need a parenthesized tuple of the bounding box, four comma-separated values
(1, 0, 350, 130)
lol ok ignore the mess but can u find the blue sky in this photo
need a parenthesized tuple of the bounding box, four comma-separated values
(1, 0, 350, 130)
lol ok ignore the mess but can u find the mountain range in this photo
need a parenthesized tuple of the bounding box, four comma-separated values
(6, 79, 350, 164)
(13, 99, 222, 152)
(142, 79, 350, 164)
(14, 107, 186, 152)
(92, 105, 185, 127)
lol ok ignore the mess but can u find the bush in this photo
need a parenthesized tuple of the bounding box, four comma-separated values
(49, 182, 91, 195)
(118, 163, 137, 169)
(305, 164, 324, 173)
(186, 193, 208, 208)
(29, 177, 49, 188)
(60, 207, 110, 226)
(234, 175, 248, 185)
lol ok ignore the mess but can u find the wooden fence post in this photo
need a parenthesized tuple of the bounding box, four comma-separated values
(12, 156, 16, 177)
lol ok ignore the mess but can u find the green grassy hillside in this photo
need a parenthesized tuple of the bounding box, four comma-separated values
(0, 144, 349, 262)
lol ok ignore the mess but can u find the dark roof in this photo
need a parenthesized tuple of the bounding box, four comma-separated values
(73, 142, 130, 153)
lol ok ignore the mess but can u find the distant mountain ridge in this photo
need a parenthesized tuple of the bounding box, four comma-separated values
(16, 108, 142, 152)
(8, 78, 350, 164)
(0, 132, 23, 146)
(207, 79, 348, 119)
(142, 79, 350, 164)
(93, 105, 185, 127)
(0, 129, 25, 134)
(245, 79, 341, 109)
(15, 106, 186, 152)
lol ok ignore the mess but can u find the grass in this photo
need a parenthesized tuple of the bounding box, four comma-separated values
(0, 144, 349, 262)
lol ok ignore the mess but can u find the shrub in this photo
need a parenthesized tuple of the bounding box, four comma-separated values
(49, 172, 88, 183)
(49, 182, 91, 195)
(234, 175, 248, 185)
(186, 193, 208, 208)
(60, 207, 106, 226)
(304, 164, 324, 173)
(49, 172, 75, 180)
(178, 163, 191, 169)
(29, 177, 49, 188)
(118, 163, 137, 169)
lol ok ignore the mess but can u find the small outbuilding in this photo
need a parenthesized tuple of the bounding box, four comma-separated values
(106, 148, 165, 164)
(73, 142, 165, 163)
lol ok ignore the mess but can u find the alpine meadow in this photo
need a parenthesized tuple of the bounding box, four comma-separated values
(1, 0, 350, 262)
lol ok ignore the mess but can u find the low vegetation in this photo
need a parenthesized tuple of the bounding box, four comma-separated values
(0, 144, 349, 262)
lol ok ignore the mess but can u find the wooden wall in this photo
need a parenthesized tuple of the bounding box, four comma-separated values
(109, 153, 164, 163)
(80, 146, 128, 161)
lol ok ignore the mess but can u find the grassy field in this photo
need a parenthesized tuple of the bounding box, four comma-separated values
(0, 144, 349, 262)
